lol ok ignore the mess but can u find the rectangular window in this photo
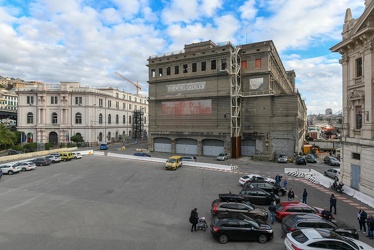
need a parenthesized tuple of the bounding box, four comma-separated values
(255, 58, 262, 68)
(356, 106, 362, 129)
(175, 65, 179, 74)
(123, 103, 125, 110)
(27, 96, 34, 104)
(116, 101, 119, 109)
(123, 115, 126, 124)
(159, 68, 163, 76)
(352, 153, 361, 160)
(151, 69, 155, 77)
(129, 96, 132, 101)
(116, 93, 119, 98)
(129, 104, 132, 110)
(166, 67, 171, 75)
(108, 100, 111, 107)
(129, 115, 132, 124)
(211, 60, 216, 70)
(221, 58, 227, 70)
(51, 96, 58, 104)
(201, 61, 206, 71)
(144, 117, 146, 124)
(241, 60, 247, 69)
(183, 64, 188, 73)
(356, 58, 363, 77)
(75, 97, 82, 105)
(99, 98, 103, 107)
(123, 94, 126, 99)
(192, 63, 197, 72)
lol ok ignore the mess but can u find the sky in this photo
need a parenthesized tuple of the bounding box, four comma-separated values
(0, 0, 367, 115)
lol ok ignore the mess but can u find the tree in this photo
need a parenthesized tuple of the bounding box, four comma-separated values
(0, 123, 16, 149)
(71, 134, 84, 143)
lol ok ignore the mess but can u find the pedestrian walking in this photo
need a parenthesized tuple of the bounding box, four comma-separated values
(275, 174, 281, 187)
(358, 207, 368, 233)
(288, 188, 295, 201)
(268, 201, 277, 224)
(283, 179, 288, 189)
(367, 215, 374, 239)
(330, 194, 337, 215)
(302, 189, 308, 204)
(189, 208, 199, 232)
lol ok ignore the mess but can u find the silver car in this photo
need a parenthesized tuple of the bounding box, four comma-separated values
(216, 153, 229, 161)
(45, 155, 61, 163)
(0, 164, 20, 175)
(12, 162, 36, 171)
(324, 168, 340, 181)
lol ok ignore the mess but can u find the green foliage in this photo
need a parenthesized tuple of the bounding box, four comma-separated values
(0, 123, 16, 149)
(23, 142, 37, 152)
(12, 145, 23, 151)
(45, 143, 52, 150)
(12, 131, 23, 145)
(71, 134, 84, 143)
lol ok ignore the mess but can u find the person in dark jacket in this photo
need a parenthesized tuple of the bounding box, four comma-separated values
(330, 194, 337, 214)
(367, 215, 374, 239)
(268, 202, 277, 224)
(189, 208, 199, 232)
(358, 207, 368, 233)
(288, 188, 295, 201)
(321, 207, 333, 221)
(302, 189, 308, 204)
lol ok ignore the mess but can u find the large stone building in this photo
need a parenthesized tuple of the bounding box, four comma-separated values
(147, 40, 307, 158)
(331, 0, 374, 196)
(16, 82, 148, 146)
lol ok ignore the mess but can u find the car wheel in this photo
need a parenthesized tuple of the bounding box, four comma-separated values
(254, 215, 265, 221)
(258, 234, 267, 244)
(22, 168, 26, 171)
(324, 172, 327, 176)
(277, 190, 283, 196)
(8, 170, 13, 175)
(219, 234, 229, 244)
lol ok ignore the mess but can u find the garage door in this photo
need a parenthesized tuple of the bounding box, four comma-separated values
(176, 138, 198, 155)
(154, 137, 171, 153)
(242, 139, 256, 156)
(203, 139, 224, 156)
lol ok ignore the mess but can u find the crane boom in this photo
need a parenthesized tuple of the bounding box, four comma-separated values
(115, 71, 142, 95)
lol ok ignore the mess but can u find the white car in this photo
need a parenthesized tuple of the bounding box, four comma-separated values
(239, 174, 276, 186)
(0, 164, 20, 175)
(72, 152, 82, 159)
(284, 228, 373, 250)
(216, 153, 229, 161)
(12, 162, 36, 171)
(45, 155, 61, 163)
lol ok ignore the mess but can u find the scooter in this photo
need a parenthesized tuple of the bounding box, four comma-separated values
(331, 181, 344, 194)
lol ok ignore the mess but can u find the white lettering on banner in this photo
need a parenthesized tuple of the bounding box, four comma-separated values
(167, 82, 206, 92)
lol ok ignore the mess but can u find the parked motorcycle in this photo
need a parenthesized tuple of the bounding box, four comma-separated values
(331, 180, 344, 194)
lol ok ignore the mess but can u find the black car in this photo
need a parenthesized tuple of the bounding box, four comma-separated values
(281, 214, 359, 239)
(133, 152, 151, 157)
(245, 181, 287, 196)
(295, 156, 307, 165)
(211, 193, 250, 207)
(8, 149, 23, 155)
(210, 216, 273, 244)
(32, 158, 52, 166)
(239, 188, 280, 205)
(323, 156, 340, 166)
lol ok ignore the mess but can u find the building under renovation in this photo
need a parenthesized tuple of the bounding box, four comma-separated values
(147, 40, 307, 159)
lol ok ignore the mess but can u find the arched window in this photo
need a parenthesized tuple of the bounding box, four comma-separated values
(116, 114, 119, 124)
(75, 113, 82, 124)
(27, 112, 33, 124)
(129, 115, 132, 124)
(108, 114, 111, 124)
(52, 112, 58, 124)
(99, 113, 103, 124)
(123, 115, 126, 124)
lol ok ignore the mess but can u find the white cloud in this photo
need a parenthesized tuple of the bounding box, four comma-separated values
(239, 0, 257, 20)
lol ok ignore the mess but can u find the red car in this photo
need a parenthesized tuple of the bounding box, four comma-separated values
(275, 201, 323, 221)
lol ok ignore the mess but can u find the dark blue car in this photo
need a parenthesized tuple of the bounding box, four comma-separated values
(133, 152, 151, 157)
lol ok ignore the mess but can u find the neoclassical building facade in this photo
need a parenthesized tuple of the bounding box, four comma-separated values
(16, 82, 148, 146)
(331, 0, 374, 196)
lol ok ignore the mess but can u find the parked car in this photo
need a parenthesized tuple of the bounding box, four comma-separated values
(277, 155, 288, 163)
(100, 143, 108, 150)
(323, 156, 340, 166)
(45, 155, 61, 163)
(8, 149, 23, 155)
(284, 228, 372, 250)
(239, 188, 280, 205)
(239, 174, 276, 186)
(295, 156, 307, 165)
(133, 152, 151, 157)
(324, 168, 341, 181)
(281, 213, 358, 239)
(275, 201, 323, 221)
(0, 164, 20, 175)
(211, 193, 250, 207)
(12, 162, 36, 171)
(32, 158, 52, 166)
(72, 152, 83, 159)
(305, 154, 317, 163)
(211, 201, 268, 221)
(181, 156, 197, 162)
(210, 216, 273, 244)
(216, 153, 229, 161)
(0, 168, 2, 179)
(244, 182, 287, 196)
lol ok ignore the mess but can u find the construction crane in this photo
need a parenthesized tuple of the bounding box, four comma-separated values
(115, 71, 142, 95)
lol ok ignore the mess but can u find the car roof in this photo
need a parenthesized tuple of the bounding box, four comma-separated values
(299, 228, 329, 239)
(287, 213, 323, 220)
(279, 201, 310, 207)
(241, 188, 268, 193)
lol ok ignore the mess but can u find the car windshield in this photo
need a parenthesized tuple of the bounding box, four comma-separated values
(166, 159, 176, 163)
(218, 154, 224, 156)
(291, 230, 309, 243)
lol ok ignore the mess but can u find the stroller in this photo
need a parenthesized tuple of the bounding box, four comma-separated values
(197, 217, 208, 231)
